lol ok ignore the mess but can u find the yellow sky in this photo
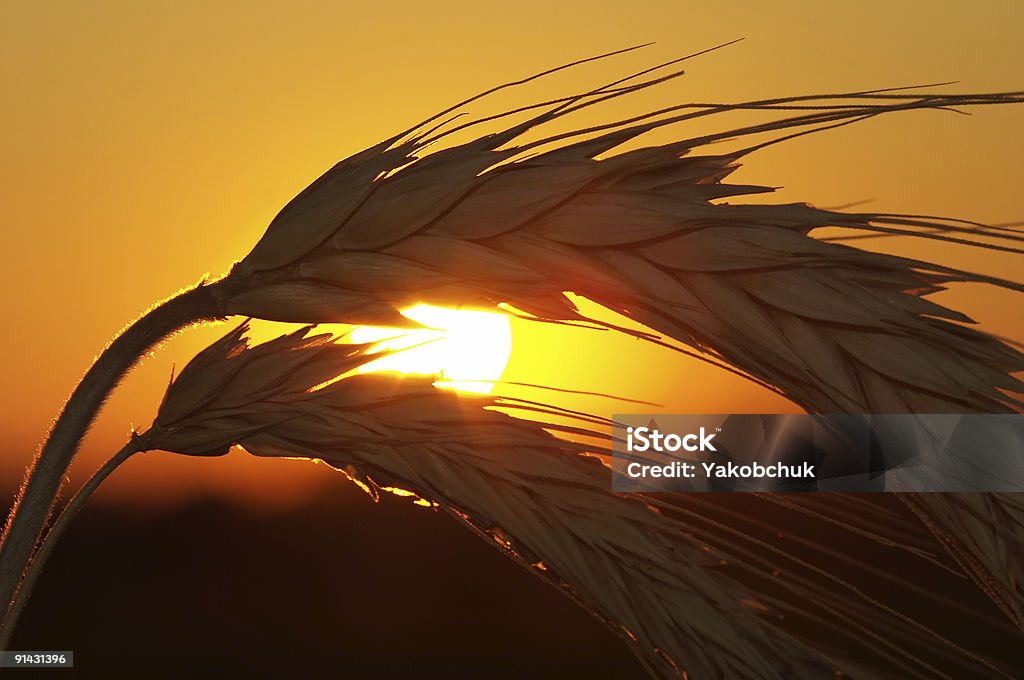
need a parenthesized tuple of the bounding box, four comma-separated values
(2, 1, 1022, 505)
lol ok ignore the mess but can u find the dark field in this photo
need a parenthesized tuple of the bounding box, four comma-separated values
(9, 485, 643, 679)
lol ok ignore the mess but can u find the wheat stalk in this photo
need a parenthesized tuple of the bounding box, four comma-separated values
(3, 44, 1022, 647)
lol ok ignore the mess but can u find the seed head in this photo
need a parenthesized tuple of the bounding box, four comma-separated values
(215, 52, 1024, 415)
(133, 323, 1015, 678)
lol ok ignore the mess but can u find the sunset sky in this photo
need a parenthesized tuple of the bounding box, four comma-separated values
(2, 1, 1023, 506)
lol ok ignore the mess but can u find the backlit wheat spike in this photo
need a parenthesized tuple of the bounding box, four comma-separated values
(135, 324, 1019, 680)
(224, 62, 1024, 418)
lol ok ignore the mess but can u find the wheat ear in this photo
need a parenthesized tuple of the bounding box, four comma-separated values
(78, 323, 1014, 680)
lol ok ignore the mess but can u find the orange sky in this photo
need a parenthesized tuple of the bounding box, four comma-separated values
(2, 2, 1023, 506)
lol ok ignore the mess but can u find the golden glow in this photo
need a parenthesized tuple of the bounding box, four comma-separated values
(349, 304, 512, 394)
(381, 486, 437, 507)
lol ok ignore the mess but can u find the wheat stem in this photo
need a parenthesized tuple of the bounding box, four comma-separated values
(0, 441, 142, 649)
(0, 283, 222, 641)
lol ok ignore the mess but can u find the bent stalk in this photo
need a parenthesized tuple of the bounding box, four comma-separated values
(0, 283, 223, 639)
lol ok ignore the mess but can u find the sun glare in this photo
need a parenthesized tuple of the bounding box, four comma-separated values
(348, 304, 512, 394)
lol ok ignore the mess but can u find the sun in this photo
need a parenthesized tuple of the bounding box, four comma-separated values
(348, 304, 512, 394)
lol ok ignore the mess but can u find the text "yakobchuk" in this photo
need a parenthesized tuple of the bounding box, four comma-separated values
(626, 426, 717, 452)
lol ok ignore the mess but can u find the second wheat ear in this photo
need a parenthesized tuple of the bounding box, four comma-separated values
(30, 323, 1013, 679)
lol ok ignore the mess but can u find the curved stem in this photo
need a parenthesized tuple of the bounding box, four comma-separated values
(0, 283, 223, 639)
(0, 441, 142, 649)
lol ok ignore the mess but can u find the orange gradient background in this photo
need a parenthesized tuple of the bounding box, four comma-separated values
(2, 1, 1022, 507)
